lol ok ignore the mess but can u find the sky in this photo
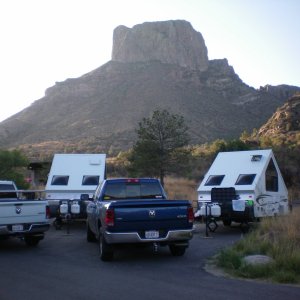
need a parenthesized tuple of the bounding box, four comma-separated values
(0, 0, 299, 122)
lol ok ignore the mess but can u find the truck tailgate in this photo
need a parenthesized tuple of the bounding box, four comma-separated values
(0, 201, 48, 224)
(110, 200, 192, 232)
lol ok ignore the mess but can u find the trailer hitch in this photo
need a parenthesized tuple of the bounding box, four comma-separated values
(153, 242, 159, 253)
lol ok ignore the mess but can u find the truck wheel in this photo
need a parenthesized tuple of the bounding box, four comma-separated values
(99, 234, 114, 261)
(86, 223, 97, 242)
(169, 245, 186, 256)
(24, 236, 41, 247)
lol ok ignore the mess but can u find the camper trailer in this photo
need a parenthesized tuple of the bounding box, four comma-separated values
(46, 154, 106, 227)
(196, 149, 289, 226)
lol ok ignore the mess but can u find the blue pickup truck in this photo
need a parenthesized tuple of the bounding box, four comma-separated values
(86, 178, 194, 261)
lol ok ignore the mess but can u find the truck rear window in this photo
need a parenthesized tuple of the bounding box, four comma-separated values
(102, 182, 165, 200)
(0, 184, 17, 198)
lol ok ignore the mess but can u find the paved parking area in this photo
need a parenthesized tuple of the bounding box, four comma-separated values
(0, 221, 299, 300)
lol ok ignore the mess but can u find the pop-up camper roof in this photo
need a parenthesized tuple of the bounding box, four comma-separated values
(45, 154, 106, 192)
(197, 149, 287, 193)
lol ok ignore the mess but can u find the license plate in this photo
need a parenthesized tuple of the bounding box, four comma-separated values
(145, 230, 159, 239)
(12, 224, 24, 232)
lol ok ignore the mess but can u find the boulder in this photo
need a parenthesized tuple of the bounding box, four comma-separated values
(243, 254, 274, 265)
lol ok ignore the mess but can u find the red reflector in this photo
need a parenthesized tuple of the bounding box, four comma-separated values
(187, 207, 194, 223)
(105, 209, 115, 226)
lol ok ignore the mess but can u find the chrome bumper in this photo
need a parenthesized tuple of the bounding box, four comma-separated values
(0, 223, 50, 236)
(104, 229, 193, 244)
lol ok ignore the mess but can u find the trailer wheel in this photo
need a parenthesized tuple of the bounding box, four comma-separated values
(223, 219, 232, 227)
(169, 245, 186, 256)
(99, 234, 114, 261)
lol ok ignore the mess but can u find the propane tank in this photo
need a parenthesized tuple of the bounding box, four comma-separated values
(60, 203, 68, 214)
(200, 204, 210, 216)
(211, 204, 221, 217)
(71, 201, 80, 214)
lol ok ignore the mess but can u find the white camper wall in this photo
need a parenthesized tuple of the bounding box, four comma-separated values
(197, 150, 272, 195)
(45, 154, 106, 192)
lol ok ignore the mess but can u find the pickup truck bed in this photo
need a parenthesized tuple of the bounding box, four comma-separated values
(86, 178, 194, 261)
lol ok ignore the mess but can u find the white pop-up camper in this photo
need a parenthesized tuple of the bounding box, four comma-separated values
(196, 149, 289, 226)
(46, 154, 106, 225)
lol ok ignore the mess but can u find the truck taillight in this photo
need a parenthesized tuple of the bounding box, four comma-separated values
(105, 209, 115, 226)
(187, 207, 194, 223)
(46, 205, 51, 219)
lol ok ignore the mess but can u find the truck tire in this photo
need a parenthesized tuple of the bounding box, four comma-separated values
(24, 236, 41, 247)
(86, 223, 97, 242)
(169, 245, 186, 256)
(99, 234, 114, 261)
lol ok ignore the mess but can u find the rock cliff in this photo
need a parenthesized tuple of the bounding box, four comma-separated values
(112, 20, 208, 71)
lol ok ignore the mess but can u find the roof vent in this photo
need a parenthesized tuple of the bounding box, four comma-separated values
(89, 159, 101, 165)
(251, 155, 262, 162)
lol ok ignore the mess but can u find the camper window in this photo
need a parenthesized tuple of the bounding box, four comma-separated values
(265, 159, 278, 192)
(235, 174, 256, 185)
(51, 175, 69, 186)
(205, 175, 225, 186)
(82, 175, 100, 186)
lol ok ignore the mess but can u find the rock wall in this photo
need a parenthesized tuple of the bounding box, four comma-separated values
(112, 20, 209, 71)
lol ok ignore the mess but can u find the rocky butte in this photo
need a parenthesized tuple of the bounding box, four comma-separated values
(0, 20, 299, 158)
(112, 20, 209, 71)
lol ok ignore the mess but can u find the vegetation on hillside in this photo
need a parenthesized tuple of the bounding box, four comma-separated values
(0, 149, 30, 188)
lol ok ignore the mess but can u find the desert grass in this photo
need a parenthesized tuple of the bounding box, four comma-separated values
(164, 177, 199, 210)
(216, 206, 300, 284)
(289, 187, 300, 206)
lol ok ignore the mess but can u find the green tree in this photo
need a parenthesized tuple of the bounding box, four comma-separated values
(209, 138, 249, 155)
(129, 110, 190, 186)
(0, 149, 29, 188)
